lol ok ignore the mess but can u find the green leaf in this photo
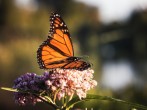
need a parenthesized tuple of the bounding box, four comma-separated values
(1, 87, 18, 92)
(66, 94, 147, 110)
(44, 95, 55, 104)
(66, 96, 87, 110)
(86, 94, 147, 110)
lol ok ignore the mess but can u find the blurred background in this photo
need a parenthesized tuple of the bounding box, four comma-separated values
(0, 0, 147, 109)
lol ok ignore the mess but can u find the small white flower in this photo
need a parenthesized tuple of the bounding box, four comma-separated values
(45, 68, 98, 100)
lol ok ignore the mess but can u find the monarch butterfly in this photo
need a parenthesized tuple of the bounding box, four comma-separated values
(37, 12, 91, 71)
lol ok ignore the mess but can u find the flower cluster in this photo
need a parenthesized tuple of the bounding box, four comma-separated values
(45, 69, 97, 100)
(13, 73, 45, 105)
(13, 69, 97, 105)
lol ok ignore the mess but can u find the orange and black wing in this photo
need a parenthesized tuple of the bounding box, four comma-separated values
(37, 12, 91, 70)
(61, 57, 91, 70)
(49, 12, 73, 56)
(37, 12, 74, 69)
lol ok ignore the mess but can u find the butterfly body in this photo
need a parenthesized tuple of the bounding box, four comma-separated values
(37, 12, 91, 71)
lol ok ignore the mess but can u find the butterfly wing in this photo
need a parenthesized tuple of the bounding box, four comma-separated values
(49, 12, 73, 56)
(37, 39, 69, 69)
(37, 12, 90, 70)
(37, 12, 73, 69)
(62, 57, 91, 70)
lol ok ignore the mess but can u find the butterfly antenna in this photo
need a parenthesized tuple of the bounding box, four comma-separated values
(83, 55, 89, 58)
(83, 55, 94, 67)
(78, 55, 93, 67)
(78, 55, 89, 59)
(89, 62, 93, 67)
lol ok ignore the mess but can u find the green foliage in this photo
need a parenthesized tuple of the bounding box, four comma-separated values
(2, 87, 147, 110)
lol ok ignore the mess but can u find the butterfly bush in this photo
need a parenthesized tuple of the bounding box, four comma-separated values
(13, 69, 97, 105)
(13, 73, 45, 105)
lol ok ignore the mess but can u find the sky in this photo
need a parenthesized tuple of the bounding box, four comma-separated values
(76, 0, 147, 23)
(101, 61, 135, 90)
(15, 0, 147, 23)
(15, 0, 38, 11)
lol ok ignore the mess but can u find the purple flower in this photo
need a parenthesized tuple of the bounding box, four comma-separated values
(13, 73, 45, 105)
